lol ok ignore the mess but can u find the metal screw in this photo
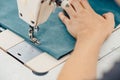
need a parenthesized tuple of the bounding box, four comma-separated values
(31, 21, 35, 24)
(20, 13, 23, 17)
(17, 53, 21, 56)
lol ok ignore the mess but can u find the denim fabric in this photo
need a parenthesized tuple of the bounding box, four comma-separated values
(0, 0, 120, 59)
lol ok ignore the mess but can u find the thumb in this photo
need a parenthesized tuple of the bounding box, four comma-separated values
(103, 12, 114, 22)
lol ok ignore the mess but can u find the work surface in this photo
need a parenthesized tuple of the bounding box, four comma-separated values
(0, 47, 120, 80)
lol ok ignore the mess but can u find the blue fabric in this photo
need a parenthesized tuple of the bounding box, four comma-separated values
(0, 0, 120, 59)
(89, 0, 120, 26)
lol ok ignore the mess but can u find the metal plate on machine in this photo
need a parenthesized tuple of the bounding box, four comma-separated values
(7, 41, 44, 63)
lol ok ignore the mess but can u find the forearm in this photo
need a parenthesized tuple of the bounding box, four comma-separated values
(58, 0, 114, 79)
(58, 37, 102, 80)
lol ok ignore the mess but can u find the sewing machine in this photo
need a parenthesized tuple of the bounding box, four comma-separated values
(0, 0, 70, 75)
(1, 0, 120, 77)
(17, 0, 69, 44)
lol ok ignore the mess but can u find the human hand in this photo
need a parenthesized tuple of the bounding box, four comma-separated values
(115, 0, 120, 6)
(59, 0, 115, 45)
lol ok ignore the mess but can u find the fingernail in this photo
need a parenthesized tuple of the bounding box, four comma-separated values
(61, 0, 70, 9)
(66, 3, 70, 7)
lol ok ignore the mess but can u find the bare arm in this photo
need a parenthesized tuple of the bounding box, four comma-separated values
(58, 37, 102, 80)
(58, 0, 115, 80)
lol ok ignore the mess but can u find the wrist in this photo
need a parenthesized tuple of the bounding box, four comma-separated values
(76, 31, 106, 47)
(74, 35, 103, 53)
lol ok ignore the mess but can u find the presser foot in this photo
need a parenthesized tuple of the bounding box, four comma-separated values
(30, 37, 40, 45)
(29, 25, 40, 45)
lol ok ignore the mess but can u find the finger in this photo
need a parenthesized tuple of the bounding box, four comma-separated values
(103, 12, 115, 28)
(80, 0, 94, 11)
(103, 12, 115, 22)
(59, 12, 70, 25)
(62, 2, 76, 18)
(70, 0, 84, 13)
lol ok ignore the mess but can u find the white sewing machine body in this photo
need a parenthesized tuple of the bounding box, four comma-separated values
(17, 0, 55, 27)
(17, 0, 69, 27)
